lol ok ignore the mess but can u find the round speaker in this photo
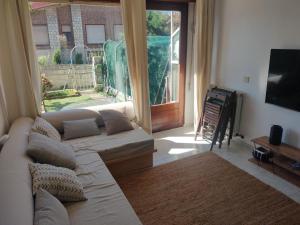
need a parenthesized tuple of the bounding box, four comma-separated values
(269, 125, 283, 145)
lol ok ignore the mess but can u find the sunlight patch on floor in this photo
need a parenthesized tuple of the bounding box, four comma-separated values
(168, 148, 196, 155)
(159, 136, 210, 144)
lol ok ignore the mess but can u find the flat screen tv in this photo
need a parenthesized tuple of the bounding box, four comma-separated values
(265, 49, 300, 112)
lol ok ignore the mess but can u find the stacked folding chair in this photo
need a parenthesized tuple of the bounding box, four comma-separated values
(195, 87, 237, 150)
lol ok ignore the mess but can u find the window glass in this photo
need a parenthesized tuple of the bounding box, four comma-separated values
(30, 2, 131, 113)
(32, 25, 49, 45)
(146, 10, 181, 105)
(86, 25, 105, 44)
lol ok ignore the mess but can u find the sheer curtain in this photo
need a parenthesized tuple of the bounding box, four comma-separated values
(120, 0, 152, 133)
(193, 0, 215, 129)
(0, 0, 41, 126)
(0, 69, 9, 135)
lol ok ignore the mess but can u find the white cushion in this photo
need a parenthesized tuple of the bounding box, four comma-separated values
(34, 189, 70, 225)
(27, 132, 76, 169)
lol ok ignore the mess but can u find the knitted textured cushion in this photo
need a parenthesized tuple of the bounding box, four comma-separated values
(29, 163, 86, 202)
(32, 117, 61, 142)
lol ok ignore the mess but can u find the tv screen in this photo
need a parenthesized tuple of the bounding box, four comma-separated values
(265, 49, 300, 112)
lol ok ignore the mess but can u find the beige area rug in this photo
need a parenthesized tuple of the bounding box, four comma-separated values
(117, 152, 300, 225)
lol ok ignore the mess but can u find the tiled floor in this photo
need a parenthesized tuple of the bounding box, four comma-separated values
(153, 126, 300, 203)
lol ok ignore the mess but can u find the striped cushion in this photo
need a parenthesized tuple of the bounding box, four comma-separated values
(32, 117, 61, 142)
(29, 163, 86, 202)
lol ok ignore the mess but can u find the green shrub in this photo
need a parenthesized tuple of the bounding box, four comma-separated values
(52, 49, 61, 64)
(38, 56, 48, 66)
(75, 53, 83, 64)
(44, 89, 80, 100)
(94, 84, 104, 93)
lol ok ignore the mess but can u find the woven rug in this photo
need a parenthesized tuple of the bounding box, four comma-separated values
(117, 152, 300, 225)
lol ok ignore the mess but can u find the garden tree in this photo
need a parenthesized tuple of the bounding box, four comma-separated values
(75, 53, 84, 64)
(147, 11, 171, 36)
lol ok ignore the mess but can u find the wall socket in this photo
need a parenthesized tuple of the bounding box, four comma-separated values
(243, 76, 250, 83)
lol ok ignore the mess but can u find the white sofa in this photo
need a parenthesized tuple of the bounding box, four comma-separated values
(0, 102, 155, 225)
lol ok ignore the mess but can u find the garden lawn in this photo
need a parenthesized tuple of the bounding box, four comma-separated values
(44, 96, 93, 112)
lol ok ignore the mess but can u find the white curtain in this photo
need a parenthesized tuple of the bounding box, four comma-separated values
(193, 0, 215, 129)
(0, 0, 41, 126)
(0, 69, 9, 135)
(120, 0, 152, 133)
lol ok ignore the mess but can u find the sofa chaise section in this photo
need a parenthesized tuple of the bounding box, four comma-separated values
(42, 102, 156, 177)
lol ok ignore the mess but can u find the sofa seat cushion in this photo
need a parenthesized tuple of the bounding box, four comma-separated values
(65, 149, 142, 225)
(64, 125, 154, 162)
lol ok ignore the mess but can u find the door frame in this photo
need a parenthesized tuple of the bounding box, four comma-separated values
(146, 1, 188, 132)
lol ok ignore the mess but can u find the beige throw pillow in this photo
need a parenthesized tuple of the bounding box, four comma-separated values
(29, 163, 86, 202)
(34, 189, 70, 225)
(32, 117, 61, 142)
(63, 118, 101, 140)
(27, 132, 76, 169)
(100, 110, 134, 135)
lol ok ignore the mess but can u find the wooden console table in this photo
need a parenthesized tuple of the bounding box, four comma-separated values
(251, 136, 300, 177)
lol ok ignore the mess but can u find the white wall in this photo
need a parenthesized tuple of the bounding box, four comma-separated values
(214, 0, 300, 147)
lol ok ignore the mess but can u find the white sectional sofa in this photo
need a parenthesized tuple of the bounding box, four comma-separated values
(0, 102, 155, 225)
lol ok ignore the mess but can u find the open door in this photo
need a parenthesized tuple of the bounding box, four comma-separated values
(146, 2, 188, 132)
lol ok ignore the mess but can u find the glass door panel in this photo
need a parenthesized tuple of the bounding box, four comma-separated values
(147, 10, 181, 105)
(146, 2, 187, 132)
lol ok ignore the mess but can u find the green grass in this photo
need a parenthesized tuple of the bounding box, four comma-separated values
(45, 89, 80, 100)
(44, 96, 92, 112)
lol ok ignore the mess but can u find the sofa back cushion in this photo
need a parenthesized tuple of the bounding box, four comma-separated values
(0, 117, 34, 225)
(42, 101, 135, 133)
(34, 189, 70, 225)
(27, 132, 76, 169)
(63, 118, 101, 140)
(100, 110, 134, 135)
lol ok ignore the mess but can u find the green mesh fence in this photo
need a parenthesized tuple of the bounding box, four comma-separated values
(103, 36, 170, 104)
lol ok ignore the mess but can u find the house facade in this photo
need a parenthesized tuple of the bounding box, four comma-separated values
(31, 4, 123, 63)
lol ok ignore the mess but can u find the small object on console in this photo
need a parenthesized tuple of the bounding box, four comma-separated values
(252, 147, 272, 162)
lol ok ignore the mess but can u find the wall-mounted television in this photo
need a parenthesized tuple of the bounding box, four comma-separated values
(265, 49, 300, 112)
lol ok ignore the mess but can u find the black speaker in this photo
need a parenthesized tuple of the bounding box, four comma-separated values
(269, 125, 283, 145)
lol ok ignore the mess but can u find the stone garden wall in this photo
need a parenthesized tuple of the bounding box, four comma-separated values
(40, 64, 95, 91)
